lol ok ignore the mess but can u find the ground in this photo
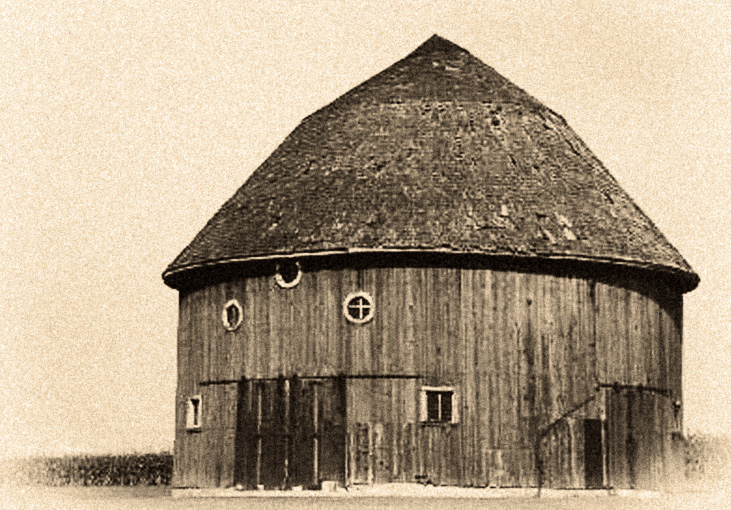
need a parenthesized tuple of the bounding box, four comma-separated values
(2, 487, 730, 510)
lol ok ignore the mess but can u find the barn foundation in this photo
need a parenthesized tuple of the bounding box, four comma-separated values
(171, 486, 663, 499)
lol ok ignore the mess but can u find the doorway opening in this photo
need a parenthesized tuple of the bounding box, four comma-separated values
(584, 419, 605, 488)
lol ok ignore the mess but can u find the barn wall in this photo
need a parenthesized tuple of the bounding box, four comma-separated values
(605, 388, 675, 490)
(174, 264, 683, 489)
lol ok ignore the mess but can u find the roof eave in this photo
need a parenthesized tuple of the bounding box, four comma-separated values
(162, 248, 699, 293)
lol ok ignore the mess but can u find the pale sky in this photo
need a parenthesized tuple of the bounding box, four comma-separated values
(2, 1, 729, 458)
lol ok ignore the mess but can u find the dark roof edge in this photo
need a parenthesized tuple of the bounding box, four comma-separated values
(162, 248, 699, 293)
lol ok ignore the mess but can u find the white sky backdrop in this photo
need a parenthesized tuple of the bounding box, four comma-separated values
(2, 0, 729, 457)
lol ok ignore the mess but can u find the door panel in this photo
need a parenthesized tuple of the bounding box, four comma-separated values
(316, 376, 347, 484)
(606, 389, 670, 490)
(233, 379, 257, 489)
(259, 379, 287, 488)
(235, 376, 345, 489)
(289, 376, 316, 487)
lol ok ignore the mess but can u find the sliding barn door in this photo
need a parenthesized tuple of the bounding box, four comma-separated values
(606, 389, 672, 490)
(234, 376, 345, 489)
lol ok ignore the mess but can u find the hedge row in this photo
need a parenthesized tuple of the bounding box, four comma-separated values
(0, 453, 173, 486)
(1, 435, 729, 487)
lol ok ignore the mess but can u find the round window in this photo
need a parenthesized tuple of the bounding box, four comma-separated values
(275, 260, 302, 288)
(222, 299, 243, 331)
(343, 291, 374, 324)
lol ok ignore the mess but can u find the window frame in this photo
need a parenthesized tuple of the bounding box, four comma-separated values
(342, 291, 375, 325)
(186, 395, 202, 431)
(221, 299, 243, 331)
(274, 260, 302, 289)
(420, 386, 459, 424)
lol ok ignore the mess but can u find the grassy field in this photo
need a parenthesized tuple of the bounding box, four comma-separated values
(2, 487, 731, 510)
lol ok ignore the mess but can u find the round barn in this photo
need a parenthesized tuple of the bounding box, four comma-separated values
(163, 35, 698, 492)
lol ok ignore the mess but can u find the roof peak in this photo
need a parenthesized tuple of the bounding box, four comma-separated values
(412, 34, 470, 56)
(310, 33, 542, 112)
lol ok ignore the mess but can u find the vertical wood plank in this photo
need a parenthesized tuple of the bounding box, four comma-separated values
(320, 376, 347, 484)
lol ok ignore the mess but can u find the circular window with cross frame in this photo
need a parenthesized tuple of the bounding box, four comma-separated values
(343, 291, 374, 324)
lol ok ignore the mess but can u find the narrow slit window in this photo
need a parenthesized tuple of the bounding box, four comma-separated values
(187, 395, 202, 430)
(226, 304, 239, 327)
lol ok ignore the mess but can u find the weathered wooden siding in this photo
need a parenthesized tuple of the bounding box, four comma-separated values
(174, 263, 683, 489)
(605, 388, 675, 490)
(346, 378, 419, 485)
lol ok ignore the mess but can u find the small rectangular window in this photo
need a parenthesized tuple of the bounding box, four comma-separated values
(420, 386, 457, 423)
(186, 395, 202, 430)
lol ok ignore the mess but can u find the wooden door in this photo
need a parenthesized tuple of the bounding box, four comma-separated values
(233, 378, 286, 489)
(606, 389, 669, 490)
(315, 377, 347, 484)
(259, 378, 287, 488)
(234, 376, 345, 489)
(289, 376, 316, 488)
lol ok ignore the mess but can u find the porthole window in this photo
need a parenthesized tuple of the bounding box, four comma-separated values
(275, 260, 302, 289)
(222, 299, 243, 331)
(343, 291, 374, 324)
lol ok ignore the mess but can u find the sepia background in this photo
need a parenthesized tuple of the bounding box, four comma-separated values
(2, 0, 729, 458)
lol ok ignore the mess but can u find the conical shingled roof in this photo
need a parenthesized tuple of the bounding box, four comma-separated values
(164, 35, 698, 291)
